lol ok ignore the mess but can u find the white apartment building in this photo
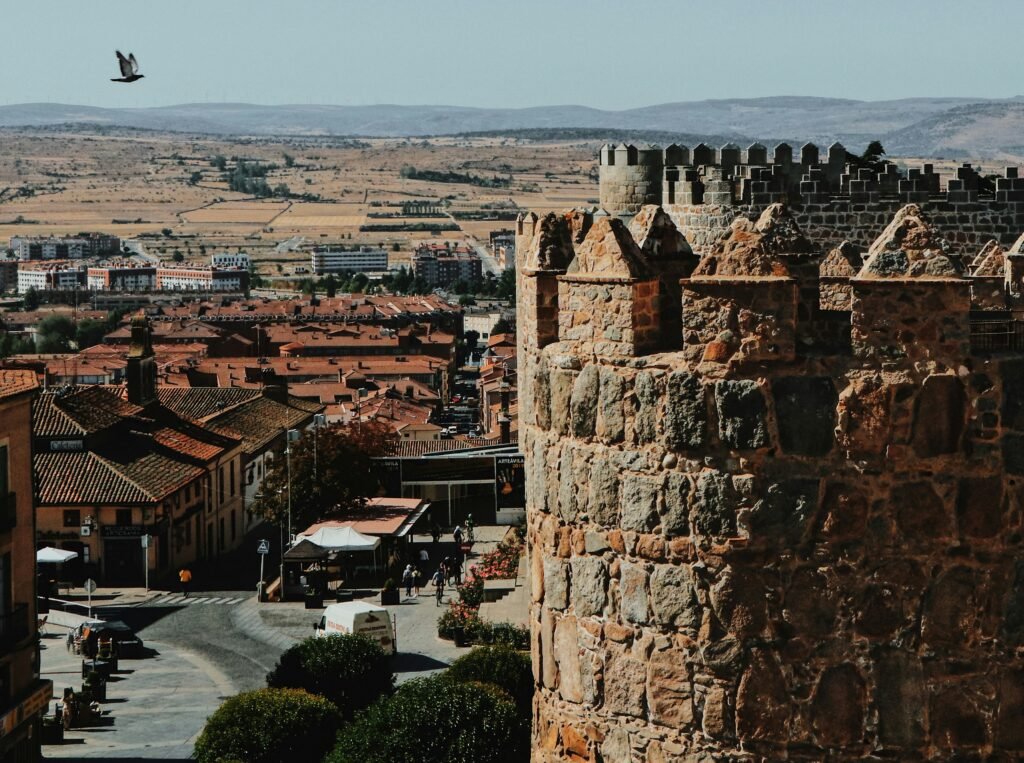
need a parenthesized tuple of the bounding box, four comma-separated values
(155, 266, 249, 292)
(86, 265, 157, 291)
(17, 263, 85, 292)
(211, 252, 252, 270)
(311, 248, 388, 275)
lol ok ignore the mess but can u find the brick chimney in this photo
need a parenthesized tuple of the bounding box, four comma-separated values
(126, 316, 157, 407)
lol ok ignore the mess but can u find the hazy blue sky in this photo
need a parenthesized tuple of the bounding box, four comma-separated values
(4, 0, 1021, 109)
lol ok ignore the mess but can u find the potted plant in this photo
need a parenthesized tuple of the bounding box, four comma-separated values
(380, 578, 400, 606)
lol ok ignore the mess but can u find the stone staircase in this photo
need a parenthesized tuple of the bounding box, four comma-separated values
(478, 552, 529, 628)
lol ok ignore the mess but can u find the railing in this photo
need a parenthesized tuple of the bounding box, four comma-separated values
(970, 320, 1024, 354)
(0, 604, 29, 649)
(0, 492, 15, 533)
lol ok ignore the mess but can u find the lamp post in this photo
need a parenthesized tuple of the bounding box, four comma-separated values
(312, 413, 327, 477)
(285, 428, 300, 547)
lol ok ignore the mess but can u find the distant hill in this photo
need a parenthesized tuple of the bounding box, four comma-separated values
(2, 97, 1024, 158)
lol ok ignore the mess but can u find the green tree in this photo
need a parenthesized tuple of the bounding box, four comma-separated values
(391, 242, 401, 252)
(283, 153, 295, 168)
(495, 269, 516, 301)
(350, 272, 369, 293)
(327, 676, 527, 763)
(491, 317, 513, 336)
(463, 330, 480, 350)
(74, 318, 108, 350)
(189, 171, 202, 185)
(211, 155, 227, 170)
(266, 634, 394, 720)
(446, 645, 533, 720)
(253, 421, 394, 531)
(324, 274, 338, 298)
(35, 314, 75, 353)
(273, 183, 291, 198)
(22, 287, 41, 311)
(161, 228, 173, 237)
(194, 688, 339, 763)
(172, 250, 184, 263)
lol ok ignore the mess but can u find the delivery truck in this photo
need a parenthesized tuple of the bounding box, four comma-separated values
(314, 601, 396, 654)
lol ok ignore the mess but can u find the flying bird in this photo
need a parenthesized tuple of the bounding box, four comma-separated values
(111, 51, 144, 83)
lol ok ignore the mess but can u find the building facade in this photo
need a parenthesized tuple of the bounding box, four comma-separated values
(10, 234, 120, 261)
(210, 252, 251, 270)
(413, 244, 482, 287)
(17, 263, 85, 293)
(0, 371, 52, 762)
(154, 266, 249, 293)
(86, 264, 156, 291)
(519, 196, 1024, 760)
(311, 248, 388, 275)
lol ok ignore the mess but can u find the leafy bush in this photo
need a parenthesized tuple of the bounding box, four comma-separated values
(446, 646, 533, 719)
(194, 688, 339, 763)
(327, 676, 528, 763)
(266, 634, 393, 720)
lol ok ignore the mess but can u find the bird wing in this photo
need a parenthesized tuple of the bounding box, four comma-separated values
(116, 51, 132, 78)
(129, 53, 139, 74)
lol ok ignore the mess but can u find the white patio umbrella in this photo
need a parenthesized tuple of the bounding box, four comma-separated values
(36, 547, 79, 564)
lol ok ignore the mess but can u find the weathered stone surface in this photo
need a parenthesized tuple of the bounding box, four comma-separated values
(749, 478, 819, 545)
(662, 472, 691, 537)
(893, 481, 952, 540)
(810, 664, 865, 746)
(860, 204, 960, 278)
(771, 376, 837, 456)
(736, 649, 791, 742)
(619, 561, 649, 624)
(621, 474, 660, 532)
(1003, 432, 1024, 475)
(816, 482, 868, 542)
(911, 374, 966, 457)
(587, 458, 619, 526)
(554, 615, 583, 703)
(702, 686, 732, 739)
(783, 567, 837, 639)
(1002, 559, 1024, 646)
(544, 557, 569, 611)
(700, 637, 744, 679)
(874, 651, 926, 748)
(549, 369, 575, 437)
(604, 646, 647, 718)
(996, 669, 1024, 750)
(584, 531, 609, 555)
(570, 556, 607, 617)
(710, 567, 767, 637)
(835, 374, 891, 456)
(1002, 358, 1024, 431)
(930, 686, 987, 749)
(557, 443, 578, 523)
(541, 607, 557, 690)
(650, 564, 699, 629)
(570, 364, 599, 438)
(714, 380, 769, 449)
(597, 367, 625, 443)
(956, 476, 1003, 538)
(692, 470, 739, 536)
(665, 371, 705, 450)
(647, 648, 694, 729)
(599, 728, 631, 763)
(921, 566, 976, 648)
(634, 371, 659, 443)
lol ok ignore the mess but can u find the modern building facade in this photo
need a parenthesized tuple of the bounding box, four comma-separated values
(311, 248, 388, 275)
(0, 370, 52, 763)
(16, 263, 85, 293)
(10, 234, 120, 261)
(153, 266, 249, 293)
(210, 252, 251, 270)
(412, 243, 482, 287)
(86, 263, 156, 291)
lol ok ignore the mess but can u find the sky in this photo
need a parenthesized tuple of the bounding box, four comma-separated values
(3, 0, 1022, 110)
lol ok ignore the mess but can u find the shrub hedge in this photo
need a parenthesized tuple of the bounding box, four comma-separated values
(326, 676, 528, 763)
(265, 634, 394, 720)
(446, 645, 533, 719)
(194, 688, 339, 763)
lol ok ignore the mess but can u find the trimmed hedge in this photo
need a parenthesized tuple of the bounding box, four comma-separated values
(326, 676, 528, 763)
(446, 645, 533, 719)
(194, 688, 339, 763)
(266, 634, 394, 720)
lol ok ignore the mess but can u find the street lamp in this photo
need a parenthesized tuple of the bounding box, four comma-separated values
(312, 413, 327, 477)
(285, 428, 300, 547)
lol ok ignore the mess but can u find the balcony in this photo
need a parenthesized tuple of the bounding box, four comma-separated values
(0, 604, 29, 650)
(0, 493, 15, 533)
(970, 319, 1024, 354)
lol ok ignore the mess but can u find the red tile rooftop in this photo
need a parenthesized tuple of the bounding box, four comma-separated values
(0, 369, 39, 400)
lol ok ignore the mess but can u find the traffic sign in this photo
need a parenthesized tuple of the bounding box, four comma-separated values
(257, 539, 270, 555)
(83, 578, 97, 594)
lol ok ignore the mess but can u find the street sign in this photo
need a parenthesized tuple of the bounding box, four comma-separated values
(257, 539, 270, 555)
(83, 578, 97, 593)
(141, 534, 151, 548)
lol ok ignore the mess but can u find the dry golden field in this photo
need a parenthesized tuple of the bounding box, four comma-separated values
(0, 128, 598, 277)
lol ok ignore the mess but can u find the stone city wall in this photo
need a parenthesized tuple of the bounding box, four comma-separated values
(518, 203, 1024, 762)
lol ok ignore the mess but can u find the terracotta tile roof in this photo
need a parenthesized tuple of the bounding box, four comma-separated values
(153, 426, 225, 461)
(35, 451, 153, 504)
(204, 395, 321, 453)
(157, 387, 262, 420)
(33, 387, 144, 437)
(0, 370, 39, 400)
(387, 437, 517, 458)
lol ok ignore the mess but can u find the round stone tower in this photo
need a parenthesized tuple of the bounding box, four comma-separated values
(519, 202, 1024, 761)
(599, 144, 664, 215)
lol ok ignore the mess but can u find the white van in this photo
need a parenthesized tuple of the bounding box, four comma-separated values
(314, 601, 396, 654)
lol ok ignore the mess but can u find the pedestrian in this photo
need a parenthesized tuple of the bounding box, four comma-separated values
(466, 513, 475, 543)
(419, 547, 429, 564)
(444, 555, 455, 586)
(430, 523, 441, 544)
(431, 567, 445, 606)
(412, 566, 422, 596)
(453, 525, 463, 545)
(402, 564, 413, 598)
(178, 567, 192, 598)
(452, 556, 463, 585)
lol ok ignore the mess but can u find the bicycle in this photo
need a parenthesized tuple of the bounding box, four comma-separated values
(435, 582, 445, 606)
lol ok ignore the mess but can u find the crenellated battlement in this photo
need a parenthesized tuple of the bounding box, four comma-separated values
(522, 202, 1024, 761)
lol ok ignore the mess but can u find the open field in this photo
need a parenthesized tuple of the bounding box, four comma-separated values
(0, 128, 598, 278)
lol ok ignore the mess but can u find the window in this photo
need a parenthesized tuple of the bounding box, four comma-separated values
(231, 509, 237, 541)
(219, 467, 225, 504)
(116, 509, 132, 526)
(63, 510, 81, 528)
(230, 462, 236, 497)
(184, 519, 191, 545)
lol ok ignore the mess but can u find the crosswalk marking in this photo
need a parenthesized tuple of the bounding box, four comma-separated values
(143, 595, 246, 607)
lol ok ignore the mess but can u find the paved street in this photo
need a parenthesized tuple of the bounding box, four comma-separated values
(39, 529, 498, 760)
